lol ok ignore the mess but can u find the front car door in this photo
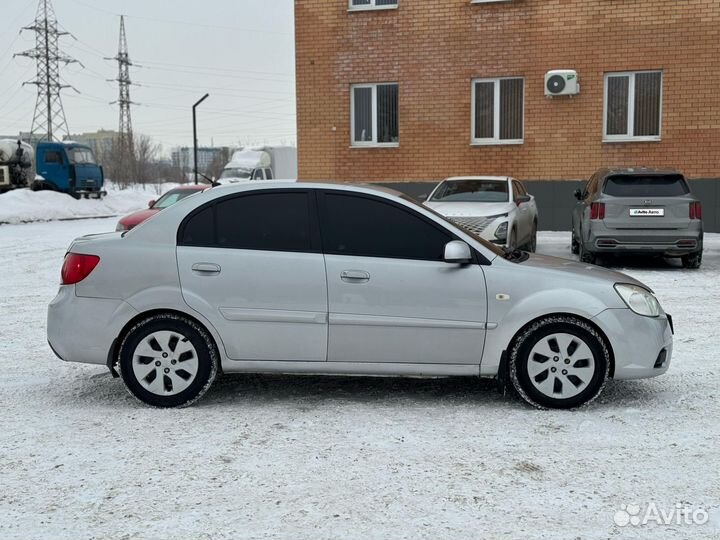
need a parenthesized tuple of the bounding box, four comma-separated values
(317, 190, 488, 365)
(177, 190, 328, 362)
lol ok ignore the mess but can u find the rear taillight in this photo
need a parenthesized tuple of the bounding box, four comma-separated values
(690, 201, 702, 220)
(61, 253, 100, 285)
(590, 202, 605, 220)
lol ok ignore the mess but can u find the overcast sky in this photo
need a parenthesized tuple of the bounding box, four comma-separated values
(0, 0, 296, 155)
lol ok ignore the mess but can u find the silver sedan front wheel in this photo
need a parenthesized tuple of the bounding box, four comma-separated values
(526, 332, 596, 399)
(509, 315, 610, 409)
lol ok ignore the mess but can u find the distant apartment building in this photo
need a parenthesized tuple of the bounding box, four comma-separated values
(171, 146, 231, 174)
(295, 0, 720, 185)
(66, 130, 117, 163)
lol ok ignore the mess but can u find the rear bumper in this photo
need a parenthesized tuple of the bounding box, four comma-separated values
(587, 223, 703, 255)
(592, 308, 673, 380)
(47, 285, 137, 365)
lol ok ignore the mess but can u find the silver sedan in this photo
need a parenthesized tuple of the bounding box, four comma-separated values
(47, 182, 673, 409)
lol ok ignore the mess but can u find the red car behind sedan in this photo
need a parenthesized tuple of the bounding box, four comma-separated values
(116, 184, 207, 232)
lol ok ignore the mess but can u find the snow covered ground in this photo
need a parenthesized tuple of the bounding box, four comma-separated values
(0, 183, 180, 225)
(0, 219, 718, 540)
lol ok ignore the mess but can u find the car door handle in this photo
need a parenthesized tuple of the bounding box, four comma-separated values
(192, 263, 221, 275)
(340, 270, 370, 283)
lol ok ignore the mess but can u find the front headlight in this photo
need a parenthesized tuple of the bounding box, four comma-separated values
(495, 221, 508, 240)
(614, 283, 663, 317)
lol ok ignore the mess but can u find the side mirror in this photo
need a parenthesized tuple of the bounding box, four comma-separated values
(444, 240, 472, 264)
(148, 200, 156, 208)
(573, 188, 583, 200)
(514, 194, 531, 206)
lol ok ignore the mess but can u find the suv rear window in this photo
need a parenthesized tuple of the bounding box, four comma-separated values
(603, 175, 689, 197)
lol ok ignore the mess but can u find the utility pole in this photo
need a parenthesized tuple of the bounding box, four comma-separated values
(15, 0, 80, 142)
(193, 93, 209, 184)
(106, 15, 136, 183)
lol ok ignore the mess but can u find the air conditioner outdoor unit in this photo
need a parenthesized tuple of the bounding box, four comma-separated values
(545, 70, 580, 96)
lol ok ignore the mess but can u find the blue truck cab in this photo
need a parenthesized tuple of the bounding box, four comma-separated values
(34, 142, 106, 198)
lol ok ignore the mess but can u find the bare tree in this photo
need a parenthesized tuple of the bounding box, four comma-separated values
(134, 134, 161, 184)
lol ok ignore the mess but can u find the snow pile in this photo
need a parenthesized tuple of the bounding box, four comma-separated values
(0, 182, 181, 225)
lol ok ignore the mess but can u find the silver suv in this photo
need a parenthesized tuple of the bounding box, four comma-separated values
(48, 182, 674, 410)
(572, 168, 703, 268)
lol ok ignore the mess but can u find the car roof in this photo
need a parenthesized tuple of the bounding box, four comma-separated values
(595, 167, 683, 179)
(208, 180, 406, 198)
(169, 184, 209, 191)
(442, 176, 512, 182)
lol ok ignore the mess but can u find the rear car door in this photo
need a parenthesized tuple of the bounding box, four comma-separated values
(177, 190, 328, 361)
(600, 174, 693, 230)
(318, 191, 488, 365)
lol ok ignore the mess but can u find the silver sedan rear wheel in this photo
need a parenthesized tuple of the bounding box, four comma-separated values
(119, 313, 218, 408)
(132, 330, 199, 396)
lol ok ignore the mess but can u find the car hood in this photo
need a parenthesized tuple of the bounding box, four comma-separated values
(118, 208, 159, 226)
(520, 252, 648, 289)
(424, 201, 514, 217)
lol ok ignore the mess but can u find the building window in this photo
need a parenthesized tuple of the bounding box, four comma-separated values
(349, 0, 398, 11)
(471, 77, 524, 145)
(604, 71, 662, 142)
(351, 83, 399, 147)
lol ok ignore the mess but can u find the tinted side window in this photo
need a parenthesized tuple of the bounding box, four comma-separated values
(180, 206, 215, 246)
(320, 193, 451, 260)
(603, 175, 689, 197)
(216, 192, 312, 251)
(265, 168, 273, 180)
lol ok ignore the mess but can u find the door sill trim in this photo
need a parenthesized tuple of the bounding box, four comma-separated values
(222, 359, 481, 377)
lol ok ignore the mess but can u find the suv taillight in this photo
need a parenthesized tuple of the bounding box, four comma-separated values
(590, 202, 605, 220)
(689, 201, 702, 220)
(61, 253, 100, 285)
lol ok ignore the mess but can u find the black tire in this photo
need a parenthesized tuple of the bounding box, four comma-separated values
(579, 242, 596, 264)
(118, 313, 219, 408)
(681, 251, 702, 269)
(526, 224, 538, 252)
(509, 315, 610, 409)
(571, 230, 580, 255)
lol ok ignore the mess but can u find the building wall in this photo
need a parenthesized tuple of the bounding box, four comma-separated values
(295, 0, 720, 184)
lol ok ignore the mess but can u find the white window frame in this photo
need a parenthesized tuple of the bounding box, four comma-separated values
(348, 0, 398, 11)
(470, 77, 524, 146)
(603, 70, 663, 143)
(471, 0, 512, 4)
(350, 83, 399, 148)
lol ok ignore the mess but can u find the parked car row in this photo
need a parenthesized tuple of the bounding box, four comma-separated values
(421, 168, 703, 268)
(55, 180, 674, 410)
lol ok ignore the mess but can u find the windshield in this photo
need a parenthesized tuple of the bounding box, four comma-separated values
(220, 168, 252, 180)
(69, 148, 96, 165)
(430, 179, 509, 203)
(401, 195, 505, 258)
(154, 189, 200, 209)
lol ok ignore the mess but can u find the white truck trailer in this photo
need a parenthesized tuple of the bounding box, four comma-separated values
(218, 146, 297, 182)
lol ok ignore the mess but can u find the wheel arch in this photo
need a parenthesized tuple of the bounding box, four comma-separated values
(504, 312, 616, 379)
(106, 308, 223, 375)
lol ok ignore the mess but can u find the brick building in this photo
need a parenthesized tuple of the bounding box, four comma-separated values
(294, 0, 720, 229)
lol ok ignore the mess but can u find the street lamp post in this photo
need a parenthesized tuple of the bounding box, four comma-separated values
(192, 93, 209, 184)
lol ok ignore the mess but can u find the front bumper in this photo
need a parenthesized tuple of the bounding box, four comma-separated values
(47, 285, 137, 365)
(592, 308, 673, 380)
